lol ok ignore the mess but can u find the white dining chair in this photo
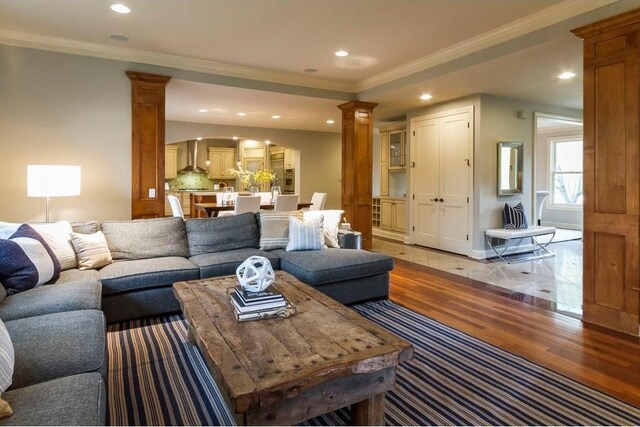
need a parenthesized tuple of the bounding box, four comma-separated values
(233, 196, 261, 215)
(274, 194, 299, 211)
(309, 192, 327, 211)
(167, 195, 184, 219)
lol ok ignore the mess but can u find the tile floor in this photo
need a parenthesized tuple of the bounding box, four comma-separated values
(372, 231, 583, 315)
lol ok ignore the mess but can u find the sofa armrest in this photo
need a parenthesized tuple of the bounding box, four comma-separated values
(338, 230, 362, 249)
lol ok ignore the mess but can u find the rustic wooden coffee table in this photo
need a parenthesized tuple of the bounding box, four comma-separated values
(173, 271, 413, 425)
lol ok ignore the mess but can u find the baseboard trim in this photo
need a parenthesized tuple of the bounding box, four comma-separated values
(373, 228, 406, 242)
(541, 220, 583, 231)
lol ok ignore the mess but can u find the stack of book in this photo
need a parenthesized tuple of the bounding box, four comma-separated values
(230, 285, 288, 321)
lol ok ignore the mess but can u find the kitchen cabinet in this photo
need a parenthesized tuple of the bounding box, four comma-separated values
(207, 147, 236, 179)
(380, 133, 389, 196)
(388, 130, 406, 170)
(284, 148, 296, 169)
(374, 197, 406, 233)
(165, 146, 178, 179)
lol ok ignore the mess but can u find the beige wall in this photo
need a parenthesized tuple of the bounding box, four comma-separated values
(0, 45, 131, 222)
(166, 121, 342, 209)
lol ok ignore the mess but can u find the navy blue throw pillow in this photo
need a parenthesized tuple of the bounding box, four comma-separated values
(503, 203, 528, 229)
(0, 224, 61, 295)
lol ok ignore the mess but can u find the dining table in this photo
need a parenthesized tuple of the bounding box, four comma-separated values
(194, 201, 313, 217)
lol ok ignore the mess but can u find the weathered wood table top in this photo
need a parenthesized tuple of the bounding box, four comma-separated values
(173, 271, 414, 425)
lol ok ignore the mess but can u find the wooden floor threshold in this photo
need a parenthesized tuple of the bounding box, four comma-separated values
(389, 258, 640, 408)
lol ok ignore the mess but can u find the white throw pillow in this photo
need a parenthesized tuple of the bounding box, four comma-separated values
(303, 210, 344, 248)
(31, 221, 77, 271)
(0, 221, 77, 270)
(70, 231, 113, 270)
(0, 319, 14, 419)
(286, 216, 324, 252)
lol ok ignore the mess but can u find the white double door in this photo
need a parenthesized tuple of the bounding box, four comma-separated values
(412, 110, 472, 255)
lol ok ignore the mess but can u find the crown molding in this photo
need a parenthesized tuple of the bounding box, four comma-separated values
(355, 0, 617, 92)
(0, 29, 357, 93)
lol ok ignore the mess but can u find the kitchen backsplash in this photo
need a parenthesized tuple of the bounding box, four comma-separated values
(168, 172, 216, 191)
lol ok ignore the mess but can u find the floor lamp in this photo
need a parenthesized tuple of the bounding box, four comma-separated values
(27, 165, 81, 222)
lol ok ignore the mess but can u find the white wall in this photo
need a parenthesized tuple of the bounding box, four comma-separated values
(166, 121, 342, 209)
(0, 45, 131, 222)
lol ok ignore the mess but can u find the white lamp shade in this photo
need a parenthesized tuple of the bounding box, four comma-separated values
(27, 165, 81, 197)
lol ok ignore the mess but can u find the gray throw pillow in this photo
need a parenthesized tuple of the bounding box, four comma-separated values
(186, 212, 259, 256)
(101, 217, 189, 260)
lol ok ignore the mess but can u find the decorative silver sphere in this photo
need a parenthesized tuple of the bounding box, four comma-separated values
(236, 256, 275, 292)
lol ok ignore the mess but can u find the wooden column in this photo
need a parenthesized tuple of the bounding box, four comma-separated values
(338, 101, 378, 250)
(126, 71, 171, 219)
(573, 8, 640, 336)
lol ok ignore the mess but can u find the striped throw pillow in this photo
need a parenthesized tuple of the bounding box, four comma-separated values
(0, 224, 61, 295)
(70, 231, 113, 270)
(286, 216, 324, 252)
(258, 210, 303, 250)
(0, 319, 14, 419)
(503, 202, 528, 229)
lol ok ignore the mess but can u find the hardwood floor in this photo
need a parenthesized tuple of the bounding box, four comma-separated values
(389, 258, 640, 407)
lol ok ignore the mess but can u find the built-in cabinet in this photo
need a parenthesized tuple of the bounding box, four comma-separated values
(379, 125, 406, 196)
(242, 146, 267, 191)
(411, 108, 472, 255)
(373, 197, 405, 233)
(573, 9, 640, 336)
(165, 146, 178, 179)
(207, 147, 236, 179)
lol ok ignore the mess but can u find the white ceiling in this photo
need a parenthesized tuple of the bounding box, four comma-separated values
(0, 0, 560, 84)
(1, 0, 633, 131)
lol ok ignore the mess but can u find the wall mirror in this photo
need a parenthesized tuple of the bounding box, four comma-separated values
(498, 141, 523, 195)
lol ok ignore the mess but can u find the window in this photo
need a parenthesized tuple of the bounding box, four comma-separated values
(551, 138, 583, 207)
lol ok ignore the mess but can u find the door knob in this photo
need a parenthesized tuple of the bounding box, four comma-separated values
(438, 198, 444, 202)
(430, 198, 439, 202)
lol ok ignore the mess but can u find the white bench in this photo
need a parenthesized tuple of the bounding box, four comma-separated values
(485, 226, 556, 263)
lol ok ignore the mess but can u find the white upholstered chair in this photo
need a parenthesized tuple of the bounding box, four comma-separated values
(233, 196, 261, 215)
(167, 195, 184, 219)
(309, 192, 327, 210)
(274, 194, 299, 211)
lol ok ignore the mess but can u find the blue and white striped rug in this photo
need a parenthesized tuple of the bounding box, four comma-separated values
(107, 300, 640, 426)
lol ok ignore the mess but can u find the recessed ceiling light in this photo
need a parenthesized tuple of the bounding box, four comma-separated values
(237, 112, 246, 117)
(420, 93, 433, 101)
(335, 50, 349, 57)
(196, 137, 202, 141)
(558, 71, 576, 80)
(109, 3, 130, 14)
(108, 34, 129, 42)
(304, 68, 318, 73)
(198, 108, 208, 113)
(232, 136, 239, 141)
(271, 115, 281, 119)
(265, 140, 272, 145)
(326, 119, 335, 124)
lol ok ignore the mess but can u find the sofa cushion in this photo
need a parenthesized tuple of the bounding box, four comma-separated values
(190, 248, 281, 279)
(51, 268, 100, 285)
(277, 248, 394, 286)
(0, 225, 61, 295)
(101, 217, 189, 260)
(0, 373, 105, 426)
(0, 282, 101, 322)
(186, 212, 259, 256)
(6, 310, 105, 390)
(0, 286, 4, 305)
(70, 220, 100, 235)
(99, 257, 199, 295)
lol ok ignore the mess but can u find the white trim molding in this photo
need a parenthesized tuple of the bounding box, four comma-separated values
(0, 29, 356, 93)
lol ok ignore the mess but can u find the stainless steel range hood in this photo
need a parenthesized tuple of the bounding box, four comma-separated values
(178, 140, 207, 174)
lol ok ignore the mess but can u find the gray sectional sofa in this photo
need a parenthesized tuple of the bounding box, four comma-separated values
(0, 212, 393, 425)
